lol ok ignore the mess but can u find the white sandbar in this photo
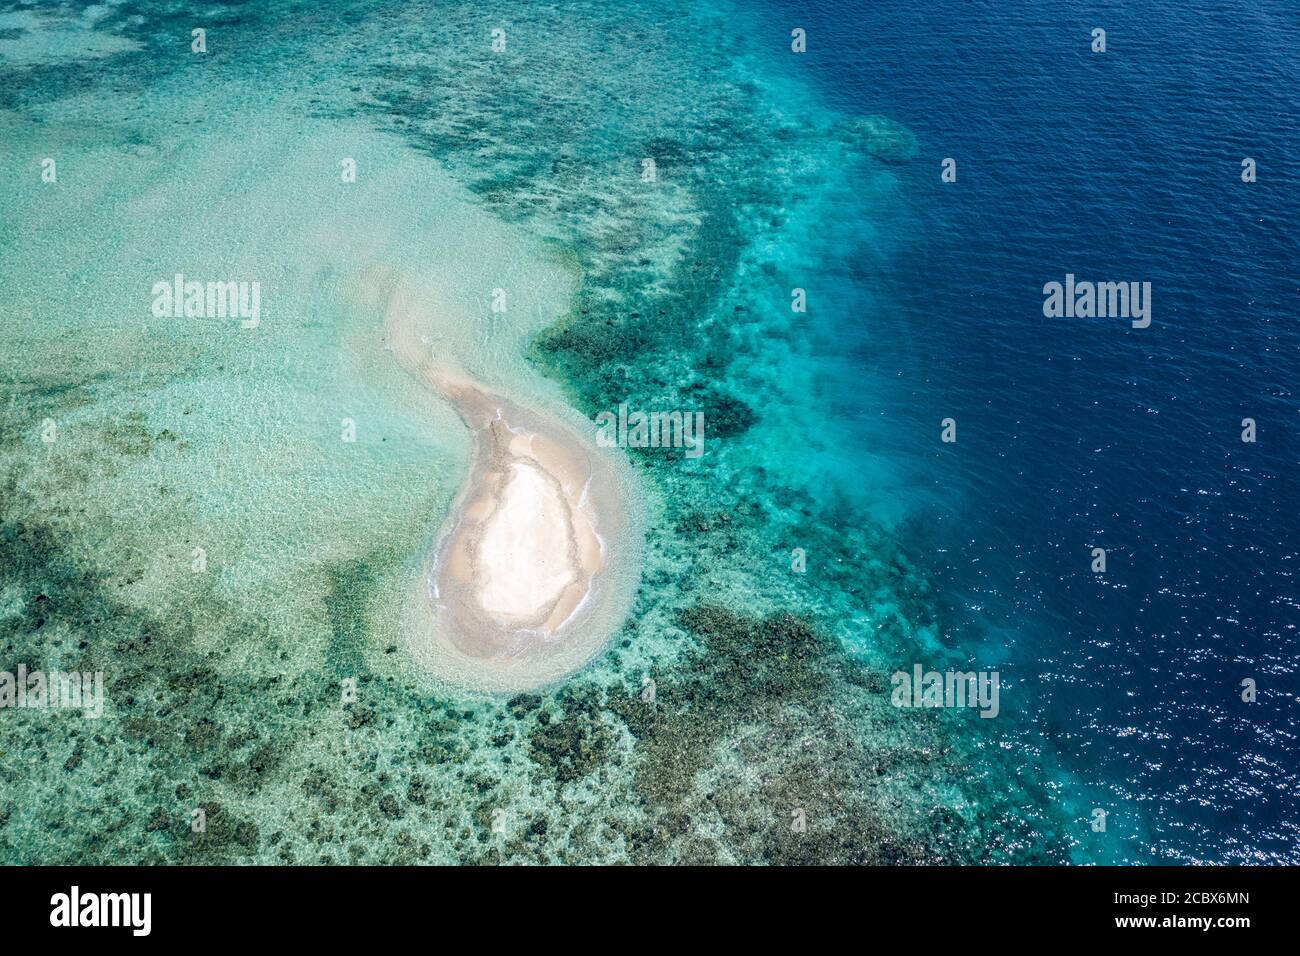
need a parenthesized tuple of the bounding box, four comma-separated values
(352, 269, 642, 692)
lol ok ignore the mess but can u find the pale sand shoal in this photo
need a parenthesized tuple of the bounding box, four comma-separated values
(355, 269, 643, 692)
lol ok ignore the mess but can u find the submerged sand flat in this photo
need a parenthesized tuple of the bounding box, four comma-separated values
(364, 273, 642, 692)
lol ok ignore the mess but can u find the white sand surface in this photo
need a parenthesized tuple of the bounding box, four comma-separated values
(476, 461, 578, 622)
(352, 269, 642, 692)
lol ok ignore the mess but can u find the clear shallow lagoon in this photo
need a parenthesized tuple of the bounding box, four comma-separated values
(0, 0, 1294, 864)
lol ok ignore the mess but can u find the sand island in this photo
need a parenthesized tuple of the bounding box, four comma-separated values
(372, 275, 642, 693)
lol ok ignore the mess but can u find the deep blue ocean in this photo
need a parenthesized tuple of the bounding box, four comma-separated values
(759, 0, 1299, 861)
